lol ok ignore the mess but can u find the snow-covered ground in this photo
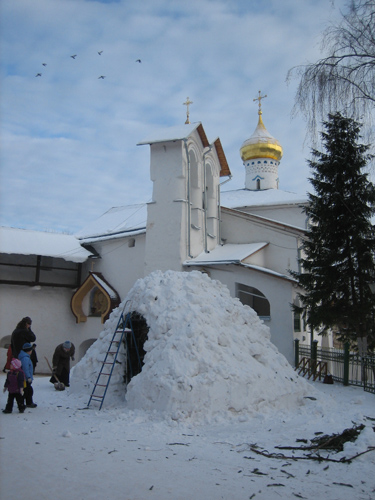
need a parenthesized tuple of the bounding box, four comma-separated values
(1, 376, 374, 500)
(1, 271, 374, 499)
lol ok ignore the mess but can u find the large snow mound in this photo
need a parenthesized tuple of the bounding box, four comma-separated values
(72, 270, 317, 421)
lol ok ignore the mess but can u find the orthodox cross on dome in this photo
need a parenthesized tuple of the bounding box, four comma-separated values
(253, 90, 267, 115)
(183, 96, 193, 124)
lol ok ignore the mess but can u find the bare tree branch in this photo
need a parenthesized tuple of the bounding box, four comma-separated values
(287, 0, 375, 144)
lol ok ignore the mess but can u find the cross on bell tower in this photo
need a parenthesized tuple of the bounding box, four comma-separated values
(253, 90, 267, 115)
(183, 97, 193, 124)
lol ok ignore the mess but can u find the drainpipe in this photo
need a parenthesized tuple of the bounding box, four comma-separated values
(218, 175, 232, 245)
(203, 146, 212, 253)
(183, 139, 193, 258)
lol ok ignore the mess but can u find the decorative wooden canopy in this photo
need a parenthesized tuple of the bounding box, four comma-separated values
(71, 272, 120, 324)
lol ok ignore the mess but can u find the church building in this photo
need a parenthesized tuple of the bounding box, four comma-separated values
(0, 94, 312, 372)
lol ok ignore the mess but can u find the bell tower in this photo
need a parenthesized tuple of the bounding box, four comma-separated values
(240, 91, 283, 191)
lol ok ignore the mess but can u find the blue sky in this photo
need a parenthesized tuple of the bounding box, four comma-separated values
(0, 0, 347, 233)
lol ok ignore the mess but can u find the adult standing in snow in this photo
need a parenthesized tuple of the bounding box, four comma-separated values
(18, 343, 37, 408)
(50, 341, 75, 387)
(11, 317, 36, 358)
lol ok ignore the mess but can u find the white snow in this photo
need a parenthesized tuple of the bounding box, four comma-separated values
(91, 273, 119, 301)
(1, 270, 374, 499)
(184, 242, 268, 266)
(221, 188, 308, 210)
(137, 123, 202, 145)
(71, 270, 314, 421)
(0, 226, 92, 263)
(75, 204, 147, 241)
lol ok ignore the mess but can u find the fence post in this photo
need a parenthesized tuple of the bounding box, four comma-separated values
(311, 340, 318, 359)
(294, 339, 299, 368)
(343, 342, 350, 386)
(311, 340, 318, 378)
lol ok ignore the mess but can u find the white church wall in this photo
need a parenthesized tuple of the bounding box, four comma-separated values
(239, 205, 307, 228)
(207, 267, 295, 364)
(85, 233, 146, 299)
(145, 141, 189, 274)
(221, 211, 302, 275)
(245, 158, 280, 190)
(145, 199, 187, 274)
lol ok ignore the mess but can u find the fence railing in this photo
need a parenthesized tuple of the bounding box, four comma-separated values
(294, 340, 375, 394)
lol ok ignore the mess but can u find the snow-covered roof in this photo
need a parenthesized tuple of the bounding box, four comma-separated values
(221, 188, 307, 209)
(137, 123, 205, 145)
(241, 263, 296, 282)
(184, 243, 268, 265)
(184, 243, 296, 282)
(91, 273, 119, 300)
(0, 226, 92, 263)
(75, 204, 147, 242)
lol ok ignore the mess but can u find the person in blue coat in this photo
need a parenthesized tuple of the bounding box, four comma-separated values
(18, 343, 37, 408)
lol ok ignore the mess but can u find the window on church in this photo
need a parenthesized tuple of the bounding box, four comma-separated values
(293, 311, 301, 332)
(256, 179, 261, 190)
(236, 283, 270, 320)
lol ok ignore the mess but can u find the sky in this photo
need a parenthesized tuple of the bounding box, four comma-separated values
(0, 0, 349, 234)
(1, 269, 374, 499)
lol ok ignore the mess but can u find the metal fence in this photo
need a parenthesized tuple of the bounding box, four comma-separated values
(295, 340, 375, 394)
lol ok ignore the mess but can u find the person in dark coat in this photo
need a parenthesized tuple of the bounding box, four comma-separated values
(50, 341, 75, 387)
(3, 358, 26, 413)
(11, 317, 36, 359)
(3, 345, 13, 372)
(30, 344, 38, 373)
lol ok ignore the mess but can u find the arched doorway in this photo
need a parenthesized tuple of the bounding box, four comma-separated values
(124, 311, 149, 383)
(78, 338, 97, 362)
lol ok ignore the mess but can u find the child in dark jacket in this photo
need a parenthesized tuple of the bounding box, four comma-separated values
(3, 358, 26, 413)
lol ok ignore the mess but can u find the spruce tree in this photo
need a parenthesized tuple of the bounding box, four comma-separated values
(293, 113, 375, 348)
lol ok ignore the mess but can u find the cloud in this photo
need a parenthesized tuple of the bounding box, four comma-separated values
(0, 0, 347, 232)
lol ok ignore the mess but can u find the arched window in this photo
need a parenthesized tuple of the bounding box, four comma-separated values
(205, 163, 216, 237)
(256, 178, 261, 190)
(189, 149, 201, 228)
(236, 283, 270, 320)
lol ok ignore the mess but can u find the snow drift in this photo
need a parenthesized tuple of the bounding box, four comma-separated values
(71, 270, 317, 421)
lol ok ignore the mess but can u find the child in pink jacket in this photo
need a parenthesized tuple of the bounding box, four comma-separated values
(2, 358, 26, 413)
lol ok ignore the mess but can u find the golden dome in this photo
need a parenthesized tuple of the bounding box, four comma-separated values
(240, 112, 283, 162)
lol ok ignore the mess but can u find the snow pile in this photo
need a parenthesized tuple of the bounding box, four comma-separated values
(72, 270, 317, 421)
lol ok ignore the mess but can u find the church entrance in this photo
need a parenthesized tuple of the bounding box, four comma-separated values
(124, 311, 149, 384)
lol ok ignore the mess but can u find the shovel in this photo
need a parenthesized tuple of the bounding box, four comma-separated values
(44, 356, 65, 391)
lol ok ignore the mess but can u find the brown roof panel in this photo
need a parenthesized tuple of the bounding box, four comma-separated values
(214, 138, 231, 177)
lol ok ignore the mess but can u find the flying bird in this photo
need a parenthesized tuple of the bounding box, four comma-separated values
(35, 73, 42, 77)
(71, 54, 77, 59)
(135, 59, 141, 63)
(98, 75, 106, 79)
(98, 50, 103, 55)
(42, 63, 47, 66)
